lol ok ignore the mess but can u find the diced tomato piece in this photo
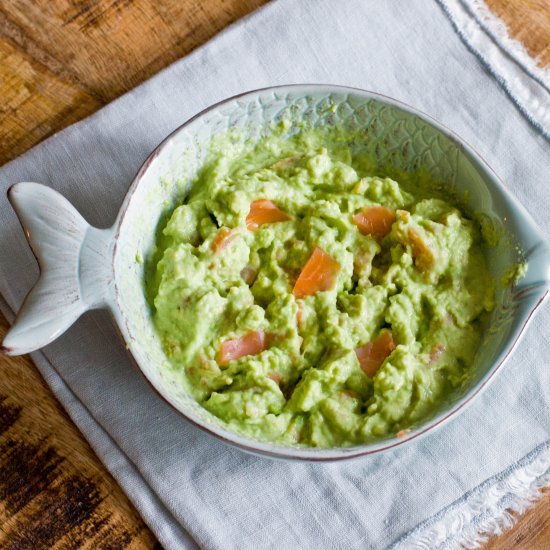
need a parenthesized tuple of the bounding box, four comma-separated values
(211, 227, 236, 252)
(292, 247, 340, 298)
(352, 206, 396, 238)
(408, 228, 435, 272)
(355, 331, 396, 377)
(218, 330, 266, 366)
(246, 200, 291, 231)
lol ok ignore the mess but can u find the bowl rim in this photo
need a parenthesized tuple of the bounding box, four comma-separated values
(110, 84, 550, 461)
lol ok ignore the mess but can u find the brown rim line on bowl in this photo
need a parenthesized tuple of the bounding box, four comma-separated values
(2, 85, 550, 461)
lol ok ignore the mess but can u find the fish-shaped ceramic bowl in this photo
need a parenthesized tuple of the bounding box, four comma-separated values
(3, 85, 550, 460)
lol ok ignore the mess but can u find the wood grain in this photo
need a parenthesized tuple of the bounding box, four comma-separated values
(0, 315, 157, 549)
(0, 0, 548, 548)
(484, 489, 550, 549)
(0, 0, 268, 165)
(485, 0, 550, 66)
(0, 38, 100, 166)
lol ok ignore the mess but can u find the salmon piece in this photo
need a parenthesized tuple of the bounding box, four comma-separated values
(292, 247, 340, 298)
(246, 200, 291, 231)
(407, 228, 435, 272)
(211, 227, 236, 252)
(218, 330, 266, 366)
(352, 206, 396, 238)
(355, 331, 396, 377)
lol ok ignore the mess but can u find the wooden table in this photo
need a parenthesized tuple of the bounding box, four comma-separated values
(0, 1, 548, 547)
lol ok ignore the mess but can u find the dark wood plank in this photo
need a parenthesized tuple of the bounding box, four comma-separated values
(0, 315, 157, 548)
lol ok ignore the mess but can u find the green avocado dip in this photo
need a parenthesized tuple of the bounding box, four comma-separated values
(147, 128, 496, 448)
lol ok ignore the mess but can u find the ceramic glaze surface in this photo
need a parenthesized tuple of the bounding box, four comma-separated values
(3, 86, 550, 460)
(3, 182, 115, 355)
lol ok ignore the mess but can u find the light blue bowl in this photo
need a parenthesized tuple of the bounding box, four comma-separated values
(4, 85, 550, 460)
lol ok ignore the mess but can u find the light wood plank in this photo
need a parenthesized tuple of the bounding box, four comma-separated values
(0, 38, 100, 165)
(485, 0, 550, 66)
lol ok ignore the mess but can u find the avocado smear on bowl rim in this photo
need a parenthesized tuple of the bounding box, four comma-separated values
(147, 128, 496, 448)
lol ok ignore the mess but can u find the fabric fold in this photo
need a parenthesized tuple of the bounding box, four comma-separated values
(439, 0, 550, 139)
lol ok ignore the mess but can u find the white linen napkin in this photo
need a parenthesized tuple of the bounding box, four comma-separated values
(1, 1, 549, 548)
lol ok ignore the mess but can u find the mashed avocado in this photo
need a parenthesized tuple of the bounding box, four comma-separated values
(148, 129, 495, 448)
